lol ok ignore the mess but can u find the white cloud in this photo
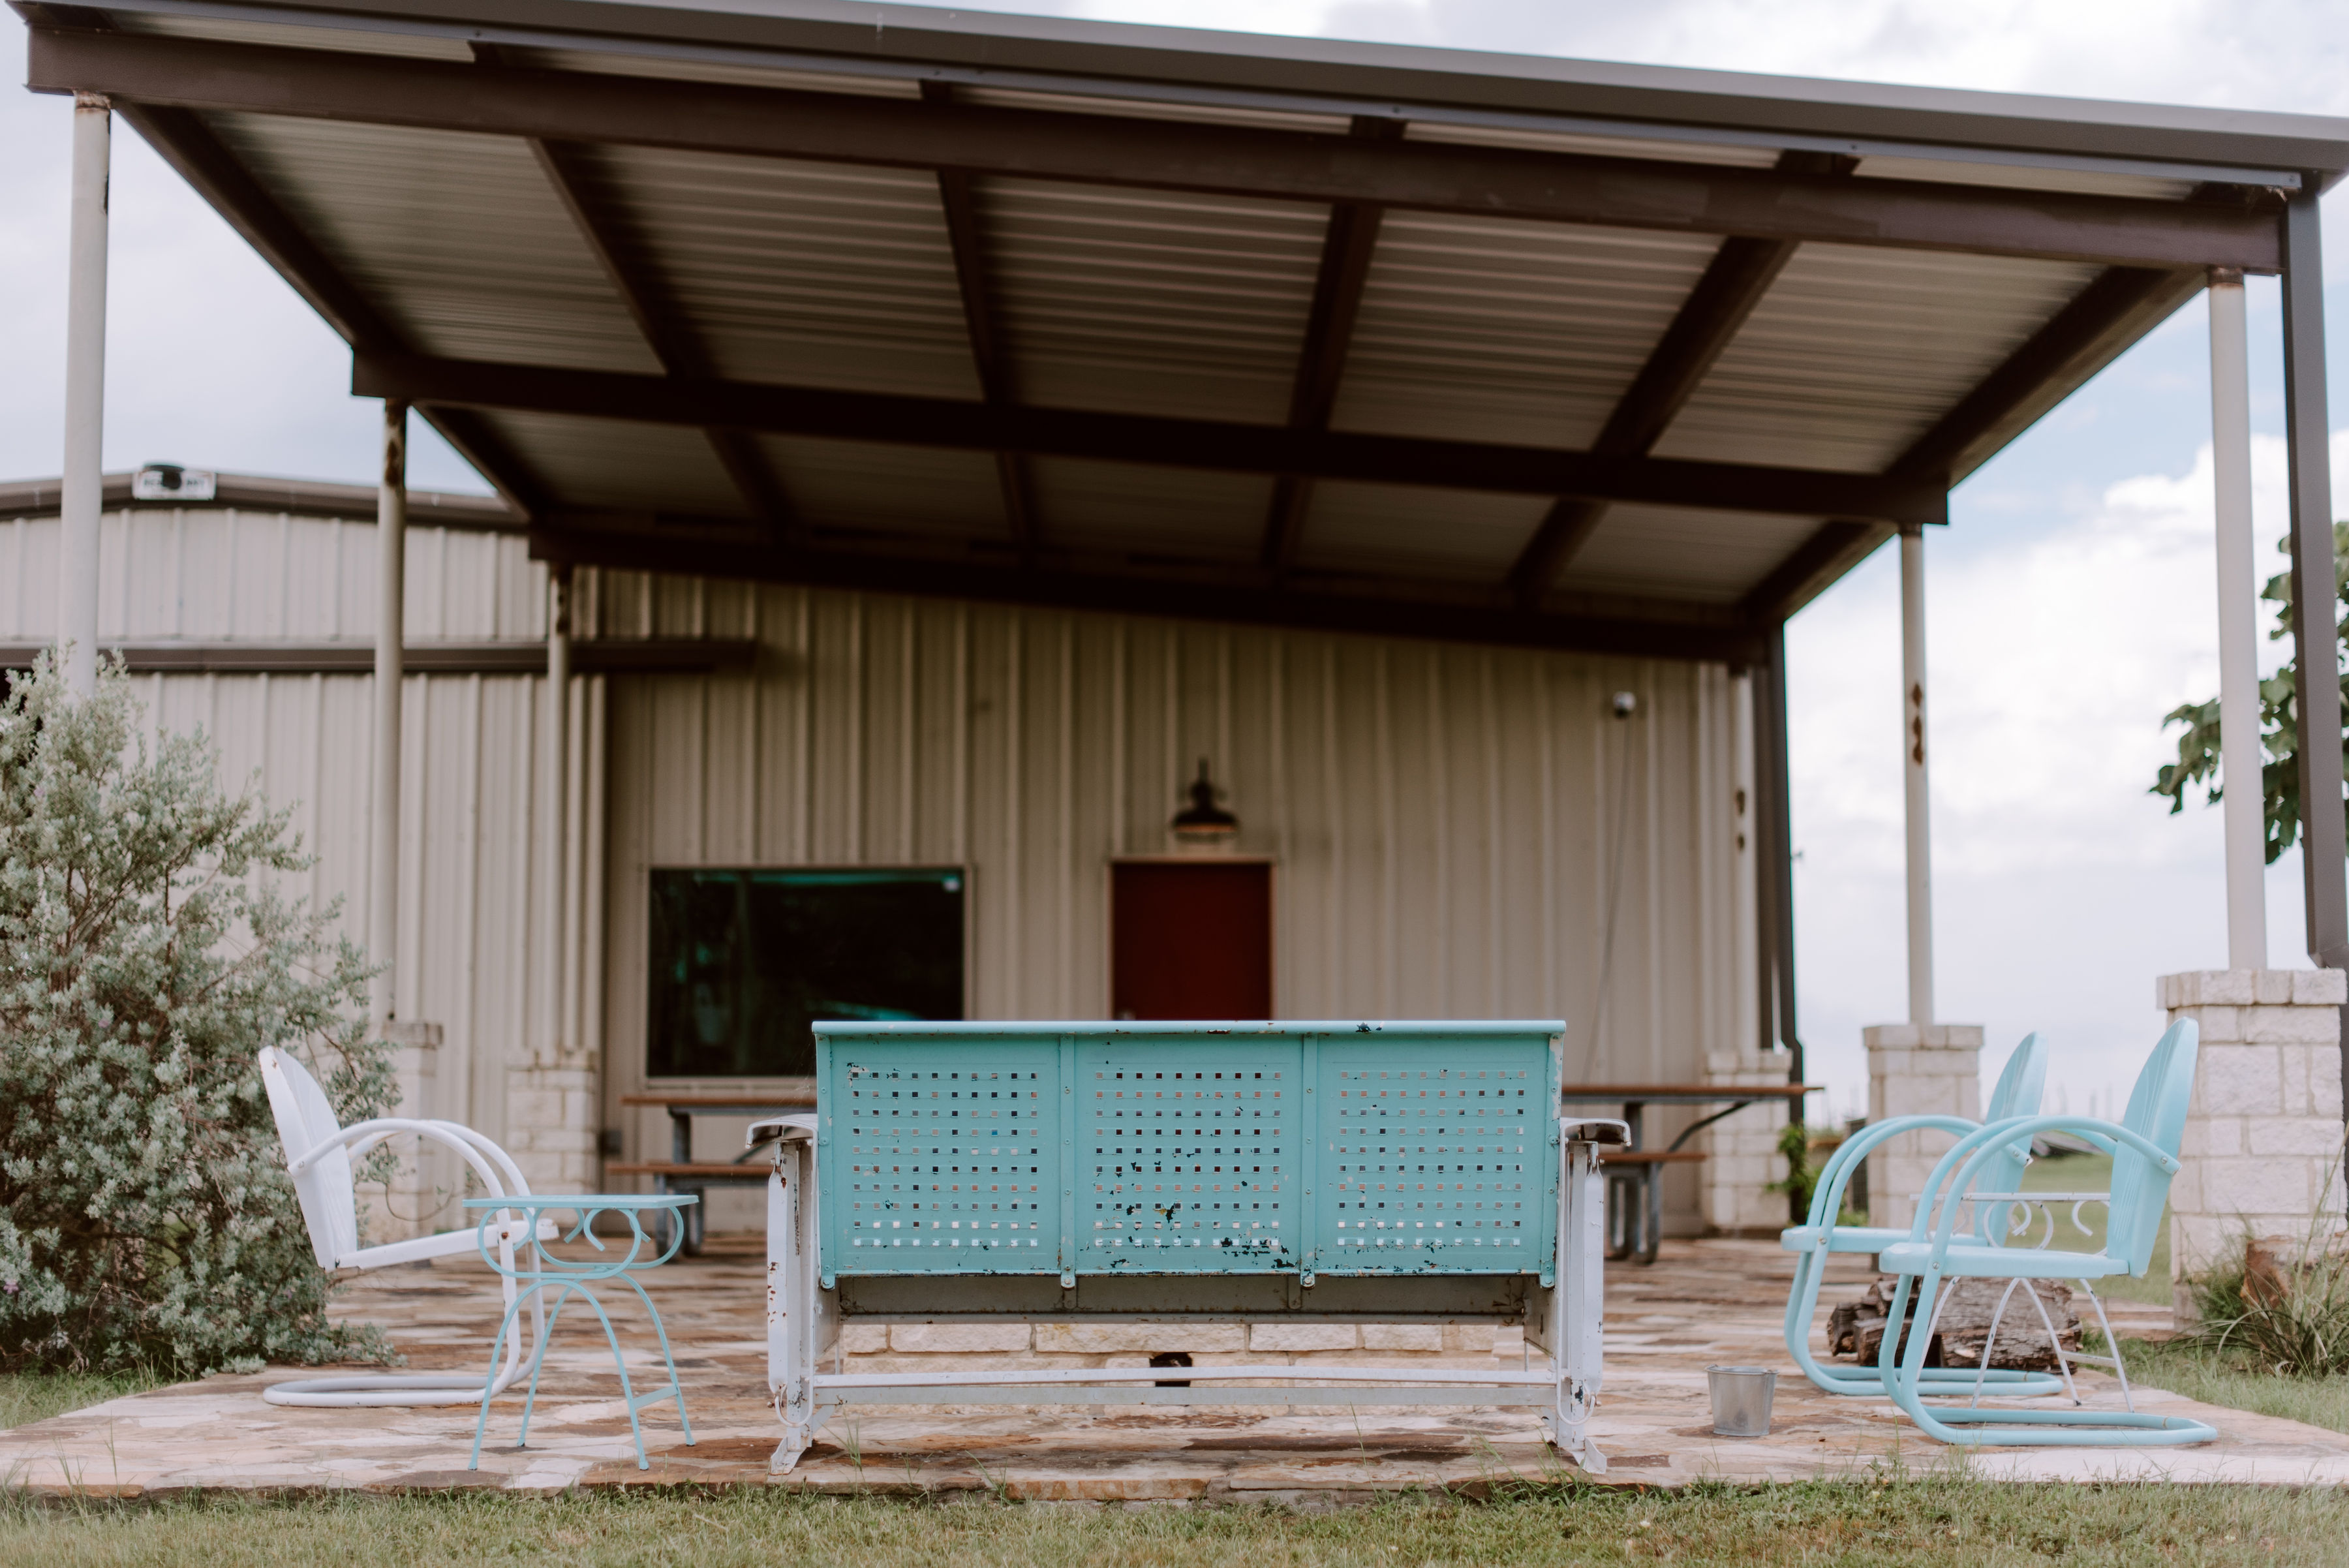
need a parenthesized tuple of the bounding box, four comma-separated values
(1790, 430, 2349, 1124)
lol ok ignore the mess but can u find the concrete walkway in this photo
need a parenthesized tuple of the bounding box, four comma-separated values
(4, 1238, 2345, 1499)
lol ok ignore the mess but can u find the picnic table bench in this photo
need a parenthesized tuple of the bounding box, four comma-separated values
(754, 1021, 1627, 1476)
(1559, 1083, 1820, 1265)
(611, 1090, 814, 1254)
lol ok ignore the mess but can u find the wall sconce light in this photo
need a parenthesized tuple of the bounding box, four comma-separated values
(1170, 758, 1239, 850)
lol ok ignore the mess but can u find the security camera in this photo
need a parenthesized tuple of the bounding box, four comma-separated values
(1610, 691, 1637, 718)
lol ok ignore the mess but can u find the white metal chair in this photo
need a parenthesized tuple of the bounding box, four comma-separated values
(257, 1045, 560, 1407)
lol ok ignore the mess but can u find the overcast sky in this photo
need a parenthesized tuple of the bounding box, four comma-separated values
(5, 1, 2349, 1120)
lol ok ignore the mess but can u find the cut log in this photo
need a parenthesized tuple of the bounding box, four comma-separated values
(1826, 1275, 2080, 1370)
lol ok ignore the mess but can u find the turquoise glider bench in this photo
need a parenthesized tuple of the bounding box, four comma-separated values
(753, 1021, 1629, 1475)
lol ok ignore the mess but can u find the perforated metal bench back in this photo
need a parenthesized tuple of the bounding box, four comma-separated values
(816, 1021, 1564, 1281)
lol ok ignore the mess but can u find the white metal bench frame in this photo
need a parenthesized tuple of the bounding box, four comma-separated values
(756, 1111, 1623, 1475)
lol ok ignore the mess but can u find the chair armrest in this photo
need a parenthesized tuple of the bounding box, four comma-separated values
(1802, 1115, 1981, 1231)
(1912, 1114, 2178, 1253)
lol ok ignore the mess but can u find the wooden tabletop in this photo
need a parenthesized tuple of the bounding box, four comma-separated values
(619, 1092, 816, 1110)
(1559, 1084, 1820, 1099)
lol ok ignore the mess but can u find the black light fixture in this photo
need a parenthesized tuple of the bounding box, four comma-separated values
(1170, 758, 1239, 849)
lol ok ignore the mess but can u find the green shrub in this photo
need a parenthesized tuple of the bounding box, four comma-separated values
(2190, 1215, 2349, 1379)
(0, 656, 395, 1374)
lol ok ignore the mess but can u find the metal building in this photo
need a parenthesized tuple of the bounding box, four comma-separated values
(12, 0, 2349, 1239)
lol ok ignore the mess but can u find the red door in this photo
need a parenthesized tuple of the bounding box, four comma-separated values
(1110, 861, 1272, 1020)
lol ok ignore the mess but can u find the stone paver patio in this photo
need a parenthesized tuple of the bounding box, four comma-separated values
(5, 1237, 2346, 1499)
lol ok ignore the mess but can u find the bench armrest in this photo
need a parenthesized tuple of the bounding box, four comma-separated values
(748, 1113, 818, 1148)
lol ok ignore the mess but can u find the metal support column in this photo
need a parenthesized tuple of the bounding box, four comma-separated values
(2279, 190, 2348, 1124)
(370, 399, 408, 1026)
(1900, 525, 1935, 1023)
(1755, 626, 1802, 1083)
(542, 562, 572, 1061)
(2209, 268, 2268, 970)
(58, 93, 110, 696)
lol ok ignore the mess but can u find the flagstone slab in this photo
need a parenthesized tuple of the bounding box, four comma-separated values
(2, 1237, 2342, 1498)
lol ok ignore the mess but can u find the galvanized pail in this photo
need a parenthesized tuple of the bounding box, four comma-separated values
(1705, 1365, 1776, 1437)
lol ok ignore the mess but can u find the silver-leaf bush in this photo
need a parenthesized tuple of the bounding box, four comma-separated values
(0, 655, 395, 1373)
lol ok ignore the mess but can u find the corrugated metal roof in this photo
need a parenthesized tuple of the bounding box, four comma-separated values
(1293, 483, 1546, 584)
(1330, 213, 1723, 450)
(985, 179, 1326, 424)
(760, 436, 1009, 542)
(589, 144, 979, 397)
(1026, 459, 1270, 562)
(34, 0, 2342, 649)
(474, 410, 751, 515)
(1650, 244, 2102, 472)
(1563, 505, 1826, 605)
(209, 113, 660, 375)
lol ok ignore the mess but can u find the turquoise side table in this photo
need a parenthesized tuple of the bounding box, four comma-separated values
(464, 1193, 699, 1471)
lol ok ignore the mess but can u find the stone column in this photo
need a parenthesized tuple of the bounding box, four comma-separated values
(358, 1019, 442, 1242)
(1863, 1023, 1983, 1231)
(2160, 970, 2348, 1317)
(1702, 1049, 1794, 1233)
(505, 1063, 600, 1195)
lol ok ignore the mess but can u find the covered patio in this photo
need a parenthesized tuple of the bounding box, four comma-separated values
(3, 1239, 2343, 1496)
(11, 0, 2349, 1413)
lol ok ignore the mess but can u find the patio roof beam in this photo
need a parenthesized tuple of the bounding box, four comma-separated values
(114, 100, 553, 520)
(1744, 262, 2203, 622)
(922, 82, 1038, 561)
(1260, 116, 1400, 577)
(1505, 151, 1847, 608)
(523, 134, 793, 541)
(352, 349, 1947, 527)
(527, 521, 1770, 664)
(26, 28, 2287, 273)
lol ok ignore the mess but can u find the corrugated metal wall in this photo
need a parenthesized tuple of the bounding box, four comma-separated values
(587, 572, 1758, 1229)
(0, 508, 568, 1179)
(5, 509, 1757, 1233)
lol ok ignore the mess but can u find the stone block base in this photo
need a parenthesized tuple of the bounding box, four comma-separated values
(1702, 1049, 1794, 1233)
(1864, 1023, 1984, 1233)
(2160, 970, 2347, 1319)
(358, 1021, 446, 1244)
(505, 1062, 601, 1195)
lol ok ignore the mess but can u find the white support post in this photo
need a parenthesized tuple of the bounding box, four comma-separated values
(2209, 269, 2269, 970)
(371, 401, 408, 1026)
(1553, 1137, 1608, 1475)
(58, 93, 110, 696)
(541, 564, 572, 1062)
(1901, 525, 1935, 1025)
(771, 1133, 821, 1473)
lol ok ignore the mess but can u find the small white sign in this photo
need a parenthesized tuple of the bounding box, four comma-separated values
(132, 465, 217, 501)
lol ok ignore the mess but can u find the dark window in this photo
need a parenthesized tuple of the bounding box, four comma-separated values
(646, 867, 964, 1077)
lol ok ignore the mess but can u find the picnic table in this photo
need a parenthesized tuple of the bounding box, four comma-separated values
(1558, 1083, 1820, 1265)
(608, 1089, 813, 1253)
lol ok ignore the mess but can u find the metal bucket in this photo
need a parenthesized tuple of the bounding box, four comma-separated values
(1706, 1365, 1776, 1437)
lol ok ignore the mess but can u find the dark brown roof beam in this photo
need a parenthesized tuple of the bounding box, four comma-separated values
(354, 348, 1946, 527)
(529, 522, 1769, 666)
(32, 29, 2283, 273)
(1740, 261, 2199, 623)
(1261, 116, 1404, 579)
(520, 131, 795, 544)
(114, 101, 550, 519)
(1507, 150, 1852, 609)
(921, 82, 1037, 562)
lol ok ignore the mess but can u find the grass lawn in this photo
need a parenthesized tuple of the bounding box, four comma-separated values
(0, 1370, 172, 1434)
(6, 1481, 2349, 1566)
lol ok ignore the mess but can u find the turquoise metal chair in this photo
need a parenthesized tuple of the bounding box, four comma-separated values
(1873, 1019, 2215, 1447)
(1781, 1033, 2065, 1398)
